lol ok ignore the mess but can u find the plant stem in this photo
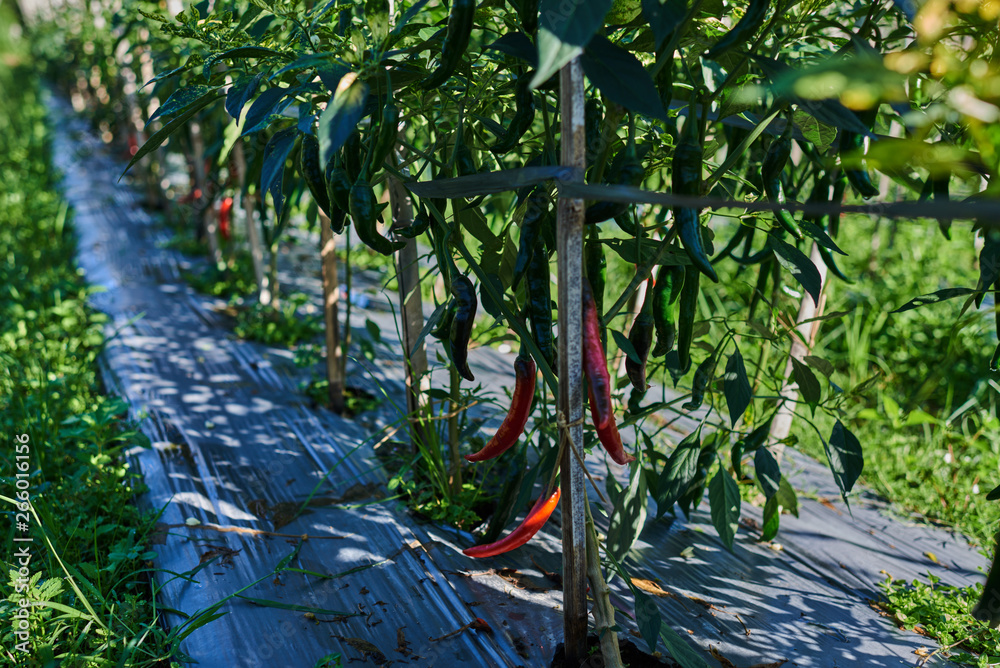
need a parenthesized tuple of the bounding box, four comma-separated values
(585, 500, 624, 668)
(448, 363, 462, 495)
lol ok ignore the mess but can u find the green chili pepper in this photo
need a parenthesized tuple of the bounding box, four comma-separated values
(368, 88, 399, 177)
(512, 186, 548, 290)
(652, 264, 684, 357)
(705, 0, 769, 60)
(397, 201, 431, 239)
(826, 171, 847, 239)
(655, 45, 673, 115)
(673, 122, 718, 282)
(585, 98, 602, 163)
(839, 131, 879, 199)
(932, 175, 952, 240)
(761, 131, 803, 239)
(526, 246, 554, 371)
(299, 132, 332, 218)
(683, 350, 718, 411)
(492, 74, 536, 154)
(731, 418, 772, 479)
(326, 162, 352, 212)
(677, 265, 700, 374)
(422, 0, 475, 89)
(626, 279, 656, 393)
(349, 178, 405, 256)
(518, 0, 537, 34)
(585, 230, 607, 320)
(450, 273, 478, 382)
(817, 244, 852, 283)
(585, 136, 645, 224)
(343, 131, 363, 183)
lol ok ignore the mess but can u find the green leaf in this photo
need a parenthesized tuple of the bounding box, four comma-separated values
(235, 594, 358, 617)
(458, 206, 502, 253)
(486, 33, 538, 66)
(775, 475, 798, 518)
(242, 86, 294, 136)
(410, 301, 449, 358)
(601, 238, 688, 265)
(642, 0, 687, 50)
(825, 420, 864, 505)
(768, 235, 823, 306)
(481, 445, 529, 543)
(148, 85, 220, 126)
(708, 466, 741, 551)
(891, 287, 975, 313)
(581, 35, 667, 121)
(203, 45, 294, 79)
(318, 72, 369, 167)
(792, 110, 837, 152)
(799, 220, 846, 255)
(761, 494, 780, 541)
(261, 127, 297, 218)
(790, 357, 822, 407)
(803, 355, 834, 378)
(655, 432, 700, 517)
(120, 88, 224, 179)
(634, 590, 662, 654)
(532, 0, 613, 88)
(659, 622, 710, 668)
(225, 73, 265, 120)
(406, 166, 572, 198)
(611, 329, 641, 364)
(607, 461, 648, 561)
(986, 483, 1000, 501)
(479, 273, 505, 318)
(365, 0, 390, 43)
(754, 447, 781, 499)
(723, 345, 751, 427)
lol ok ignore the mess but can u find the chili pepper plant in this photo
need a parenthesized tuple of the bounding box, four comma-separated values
(28, 0, 1000, 663)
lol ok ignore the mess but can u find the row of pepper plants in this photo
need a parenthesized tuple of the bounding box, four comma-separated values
(27, 0, 1000, 663)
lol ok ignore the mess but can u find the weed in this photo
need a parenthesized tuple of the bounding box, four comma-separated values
(233, 293, 323, 347)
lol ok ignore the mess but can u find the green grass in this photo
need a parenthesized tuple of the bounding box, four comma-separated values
(0, 35, 180, 667)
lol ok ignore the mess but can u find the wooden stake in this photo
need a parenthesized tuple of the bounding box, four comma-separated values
(231, 140, 268, 304)
(558, 57, 588, 667)
(319, 212, 345, 414)
(388, 176, 430, 445)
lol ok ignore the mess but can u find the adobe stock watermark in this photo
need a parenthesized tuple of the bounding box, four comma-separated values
(10, 432, 34, 654)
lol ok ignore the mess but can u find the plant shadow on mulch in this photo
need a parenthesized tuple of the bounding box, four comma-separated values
(550, 635, 680, 667)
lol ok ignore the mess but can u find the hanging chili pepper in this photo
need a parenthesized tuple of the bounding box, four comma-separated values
(492, 74, 536, 154)
(582, 279, 613, 431)
(526, 247, 555, 371)
(326, 162, 352, 211)
(431, 299, 457, 341)
(652, 264, 684, 357)
(677, 265, 700, 374)
(463, 487, 560, 558)
(626, 279, 655, 393)
(450, 273, 478, 382)
(349, 178, 405, 256)
(584, 134, 645, 225)
(682, 351, 718, 411)
(343, 131, 363, 183)
(761, 130, 803, 239)
(585, 230, 606, 319)
(672, 121, 719, 282)
(584, 97, 602, 163)
(368, 85, 399, 177)
(826, 171, 847, 239)
(839, 131, 879, 199)
(465, 353, 536, 462)
(589, 385, 636, 465)
(655, 45, 673, 115)
(518, 0, 537, 35)
(512, 186, 547, 289)
(422, 0, 476, 90)
(704, 0, 769, 60)
(299, 133, 332, 217)
(932, 174, 952, 240)
(397, 201, 431, 239)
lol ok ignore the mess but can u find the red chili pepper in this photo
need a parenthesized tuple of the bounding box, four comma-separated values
(465, 354, 536, 462)
(218, 196, 233, 241)
(582, 280, 612, 431)
(588, 385, 636, 465)
(463, 487, 561, 558)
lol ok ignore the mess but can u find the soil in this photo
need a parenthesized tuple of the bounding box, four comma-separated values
(550, 635, 681, 668)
